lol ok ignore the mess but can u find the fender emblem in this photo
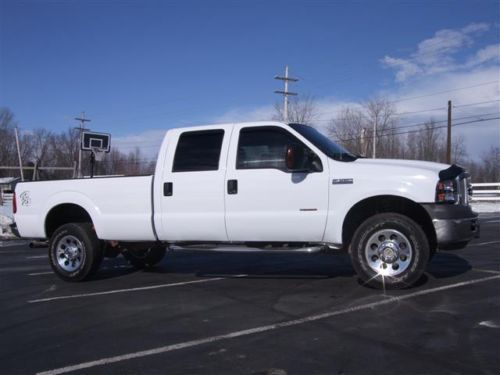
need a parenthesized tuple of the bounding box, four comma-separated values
(332, 178, 353, 185)
(20, 191, 31, 206)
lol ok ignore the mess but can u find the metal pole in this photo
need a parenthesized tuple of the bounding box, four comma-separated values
(274, 66, 298, 123)
(284, 66, 289, 122)
(78, 128, 83, 178)
(14, 127, 24, 181)
(75, 112, 91, 178)
(372, 118, 377, 158)
(447, 100, 452, 164)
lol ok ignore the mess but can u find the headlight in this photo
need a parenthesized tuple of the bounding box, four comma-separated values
(436, 179, 457, 203)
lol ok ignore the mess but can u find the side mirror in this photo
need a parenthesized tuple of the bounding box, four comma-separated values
(285, 145, 323, 173)
(286, 145, 297, 170)
(286, 145, 308, 172)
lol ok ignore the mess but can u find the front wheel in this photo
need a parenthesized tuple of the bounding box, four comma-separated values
(122, 245, 166, 268)
(350, 213, 429, 289)
(49, 223, 103, 282)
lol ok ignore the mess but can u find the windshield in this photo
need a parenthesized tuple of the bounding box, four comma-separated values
(289, 123, 357, 162)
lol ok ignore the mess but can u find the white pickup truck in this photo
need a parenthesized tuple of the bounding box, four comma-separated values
(13, 121, 479, 289)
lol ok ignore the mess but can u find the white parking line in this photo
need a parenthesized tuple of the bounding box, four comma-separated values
(26, 255, 47, 259)
(36, 274, 500, 375)
(28, 277, 227, 303)
(28, 271, 53, 276)
(474, 241, 500, 246)
(485, 220, 500, 223)
(473, 268, 500, 275)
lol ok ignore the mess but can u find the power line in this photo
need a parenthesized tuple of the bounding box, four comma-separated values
(388, 81, 499, 104)
(333, 116, 500, 143)
(377, 112, 500, 134)
(313, 96, 500, 120)
(453, 99, 500, 108)
(394, 106, 447, 116)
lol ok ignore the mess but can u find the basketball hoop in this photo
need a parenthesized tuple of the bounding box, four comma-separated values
(91, 147, 106, 162)
(89, 147, 106, 178)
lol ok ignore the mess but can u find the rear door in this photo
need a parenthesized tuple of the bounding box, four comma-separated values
(157, 126, 231, 241)
(224, 124, 329, 242)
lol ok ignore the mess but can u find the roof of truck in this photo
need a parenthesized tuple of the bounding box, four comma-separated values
(169, 121, 290, 132)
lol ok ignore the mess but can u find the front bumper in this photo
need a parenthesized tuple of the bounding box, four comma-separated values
(422, 204, 480, 250)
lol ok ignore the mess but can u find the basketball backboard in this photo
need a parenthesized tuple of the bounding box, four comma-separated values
(81, 131, 111, 152)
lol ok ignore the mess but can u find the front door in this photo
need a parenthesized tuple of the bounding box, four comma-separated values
(225, 124, 329, 242)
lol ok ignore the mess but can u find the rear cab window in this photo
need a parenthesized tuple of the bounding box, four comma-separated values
(172, 129, 225, 172)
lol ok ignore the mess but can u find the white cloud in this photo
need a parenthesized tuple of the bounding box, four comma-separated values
(381, 56, 422, 82)
(466, 44, 500, 67)
(461, 22, 490, 34)
(382, 22, 493, 81)
(113, 129, 165, 159)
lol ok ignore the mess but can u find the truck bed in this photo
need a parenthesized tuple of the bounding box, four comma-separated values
(14, 176, 156, 241)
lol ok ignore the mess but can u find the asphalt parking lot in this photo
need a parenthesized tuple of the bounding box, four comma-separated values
(1, 213, 499, 375)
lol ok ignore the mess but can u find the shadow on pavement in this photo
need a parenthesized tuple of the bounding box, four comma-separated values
(143, 251, 355, 280)
(89, 250, 472, 283)
(426, 252, 472, 279)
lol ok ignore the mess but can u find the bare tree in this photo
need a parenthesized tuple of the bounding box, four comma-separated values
(327, 98, 401, 158)
(363, 98, 399, 158)
(273, 95, 318, 125)
(327, 106, 367, 155)
(0, 108, 18, 176)
(451, 134, 468, 165)
(480, 146, 500, 182)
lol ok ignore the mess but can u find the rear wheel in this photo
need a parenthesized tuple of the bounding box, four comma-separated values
(49, 223, 103, 282)
(350, 213, 429, 289)
(122, 245, 166, 268)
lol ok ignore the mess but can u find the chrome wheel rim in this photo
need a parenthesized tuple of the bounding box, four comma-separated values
(365, 229, 413, 277)
(55, 235, 86, 272)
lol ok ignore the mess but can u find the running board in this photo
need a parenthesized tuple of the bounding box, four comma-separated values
(168, 244, 337, 254)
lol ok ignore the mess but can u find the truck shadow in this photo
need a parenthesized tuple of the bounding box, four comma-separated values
(159, 251, 355, 279)
(426, 252, 472, 279)
(91, 251, 472, 287)
(92, 250, 472, 283)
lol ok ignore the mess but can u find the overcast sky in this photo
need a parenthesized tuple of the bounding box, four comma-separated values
(1, 0, 499, 161)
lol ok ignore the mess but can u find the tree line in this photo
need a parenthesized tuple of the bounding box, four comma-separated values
(1, 104, 498, 182)
(0, 108, 155, 180)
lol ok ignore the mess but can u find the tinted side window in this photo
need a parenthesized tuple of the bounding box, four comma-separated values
(172, 130, 224, 172)
(237, 126, 309, 170)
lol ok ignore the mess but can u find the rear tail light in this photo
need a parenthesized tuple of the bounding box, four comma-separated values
(13, 192, 17, 214)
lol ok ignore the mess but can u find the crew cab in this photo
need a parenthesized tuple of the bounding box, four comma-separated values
(13, 121, 480, 289)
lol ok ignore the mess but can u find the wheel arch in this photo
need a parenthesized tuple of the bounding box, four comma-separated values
(45, 204, 93, 238)
(342, 195, 436, 252)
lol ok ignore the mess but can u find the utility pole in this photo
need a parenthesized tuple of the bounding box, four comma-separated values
(14, 126, 24, 181)
(372, 117, 378, 158)
(74, 112, 91, 178)
(274, 65, 298, 123)
(446, 100, 452, 164)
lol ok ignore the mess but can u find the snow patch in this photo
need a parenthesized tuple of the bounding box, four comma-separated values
(471, 202, 500, 213)
(0, 202, 15, 239)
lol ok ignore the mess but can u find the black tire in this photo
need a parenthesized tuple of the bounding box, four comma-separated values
(122, 246, 166, 268)
(48, 223, 103, 282)
(350, 213, 429, 289)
